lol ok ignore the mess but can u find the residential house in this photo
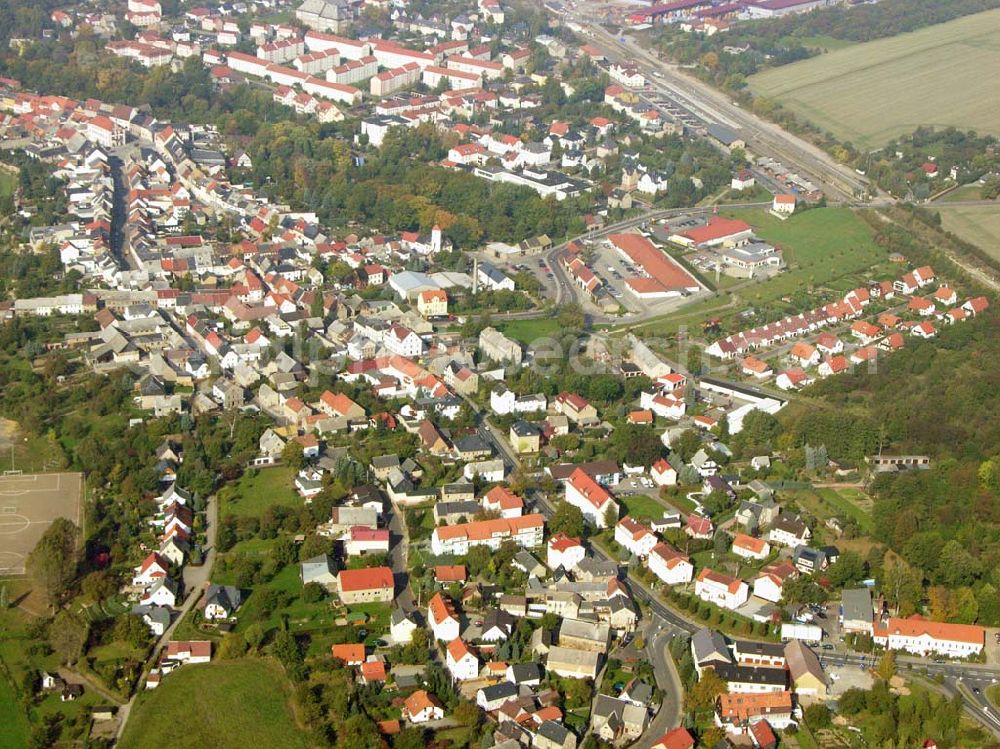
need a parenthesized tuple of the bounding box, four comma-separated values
(547, 533, 586, 571)
(695, 568, 749, 610)
(446, 637, 480, 681)
(425, 590, 461, 640)
(647, 543, 693, 585)
(614, 516, 658, 558)
(203, 584, 242, 620)
(336, 567, 394, 603)
(731, 534, 770, 561)
(564, 468, 619, 528)
(752, 561, 798, 604)
(404, 690, 445, 723)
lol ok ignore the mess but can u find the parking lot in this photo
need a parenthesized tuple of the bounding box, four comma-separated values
(826, 663, 875, 698)
(589, 237, 708, 317)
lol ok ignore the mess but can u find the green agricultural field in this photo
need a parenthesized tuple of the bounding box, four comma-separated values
(748, 10, 1000, 149)
(937, 205, 1000, 261)
(120, 659, 309, 749)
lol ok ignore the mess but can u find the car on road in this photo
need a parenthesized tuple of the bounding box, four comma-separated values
(822, 644, 834, 650)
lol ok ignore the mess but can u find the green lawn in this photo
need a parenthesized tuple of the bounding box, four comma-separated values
(219, 465, 300, 518)
(620, 494, 667, 521)
(936, 183, 986, 203)
(0, 171, 16, 198)
(748, 10, 1000, 149)
(496, 317, 563, 345)
(119, 659, 309, 749)
(0, 672, 29, 749)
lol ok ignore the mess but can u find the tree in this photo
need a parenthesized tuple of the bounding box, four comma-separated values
(685, 668, 727, 712)
(282, 440, 306, 470)
(454, 699, 481, 728)
(302, 582, 326, 603)
(804, 703, 831, 729)
(548, 501, 585, 538)
(112, 614, 152, 649)
(394, 728, 427, 749)
(336, 713, 381, 749)
(882, 556, 923, 615)
(876, 650, 896, 682)
(49, 609, 88, 665)
(26, 517, 79, 607)
(603, 503, 619, 529)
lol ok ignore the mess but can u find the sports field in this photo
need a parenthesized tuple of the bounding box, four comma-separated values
(749, 10, 1000, 150)
(0, 472, 83, 576)
(938, 205, 1000, 261)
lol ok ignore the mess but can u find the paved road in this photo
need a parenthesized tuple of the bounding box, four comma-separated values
(387, 495, 416, 614)
(632, 619, 685, 747)
(115, 495, 219, 740)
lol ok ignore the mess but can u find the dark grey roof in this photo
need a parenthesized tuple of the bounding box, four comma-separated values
(712, 663, 787, 687)
(508, 663, 543, 683)
(480, 681, 518, 702)
(537, 720, 572, 744)
(691, 628, 731, 665)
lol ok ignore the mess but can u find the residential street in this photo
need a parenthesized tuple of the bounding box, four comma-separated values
(115, 494, 219, 740)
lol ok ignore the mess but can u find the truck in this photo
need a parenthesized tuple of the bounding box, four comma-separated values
(781, 622, 823, 643)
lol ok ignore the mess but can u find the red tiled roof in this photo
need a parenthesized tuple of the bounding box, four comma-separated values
(337, 567, 393, 592)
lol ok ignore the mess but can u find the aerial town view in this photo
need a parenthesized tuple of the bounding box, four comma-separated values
(1, 0, 1000, 746)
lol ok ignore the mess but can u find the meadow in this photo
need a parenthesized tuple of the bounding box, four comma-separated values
(119, 659, 310, 749)
(749, 10, 1000, 149)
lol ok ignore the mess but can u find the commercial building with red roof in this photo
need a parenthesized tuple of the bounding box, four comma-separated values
(669, 216, 754, 248)
(873, 615, 984, 658)
(608, 233, 701, 298)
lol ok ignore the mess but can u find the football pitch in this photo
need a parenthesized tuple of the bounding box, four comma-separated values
(0, 472, 83, 576)
(748, 10, 1000, 150)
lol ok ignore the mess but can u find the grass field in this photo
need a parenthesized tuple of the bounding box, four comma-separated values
(120, 659, 309, 749)
(0, 671, 29, 749)
(633, 207, 884, 335)
(620, 494, 667, 521)
(497, 317, 563, 345)
(218, 465, 300, 518)
(0, 171, 17, 198)
(937, 205, 1000, 261)
(748, 10, 1000, 149)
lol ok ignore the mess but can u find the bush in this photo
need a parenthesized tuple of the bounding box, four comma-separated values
(302, 582, 326, 603)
